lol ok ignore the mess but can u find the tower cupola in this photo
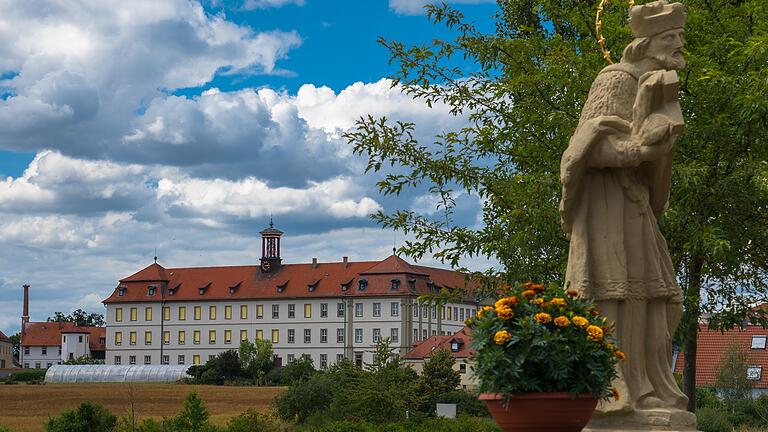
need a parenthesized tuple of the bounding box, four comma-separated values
(259, 218, 283, 273)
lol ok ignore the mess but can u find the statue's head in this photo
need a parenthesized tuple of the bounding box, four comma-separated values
(622, 0, 686, 70)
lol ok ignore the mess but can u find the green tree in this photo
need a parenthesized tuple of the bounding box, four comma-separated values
(715, 344, 753, 412)
(45, 401, 117, 432)
(64, 355, 105, 365)
(238, 338, 273, 385)
(9, 332, 20, 358)
(420, 348, 461, 400)
(171, 392, 217, 432)
(47, 309, 105, 327)
(277, 356, 317, 385)
(346, 0, 768, 411)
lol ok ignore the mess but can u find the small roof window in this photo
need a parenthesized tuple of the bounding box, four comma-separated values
(747, 365, 763, 381)
(148, 285, 157, 296)
(198, 283, 211, 295)
(118, 287, 126, 297)
(277, 281, 288, 293)
(390, 278, 401, 291)
(752, 336, 767, 349)
(358, 279, 368, 291)
(308, 279, 320, 292)
(229, 282, 242, 295)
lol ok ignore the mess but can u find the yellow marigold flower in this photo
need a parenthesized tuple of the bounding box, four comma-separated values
(554, 316, 570, 327)
(587, 325, 604, 341)
(572, 316, 589, 328)
(495, 306, 514, 320)
(534, 312, 552, 324)
(615, 350, 626, 361)
(494, 330, 512, 345)
(550, 297, 567, 307)
(477, 306, 492, 319)
(531, 283, 545, 293)
(522, 289, 536, 298)
(494, 296, 519, 309)
(611, 387, 620, 400)
(464, 317, 474, 326)
(535, 298, 545, 306)
(522, 281, 534, 289)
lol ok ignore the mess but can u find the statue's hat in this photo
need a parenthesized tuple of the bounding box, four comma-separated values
(629, 0, 686, 38)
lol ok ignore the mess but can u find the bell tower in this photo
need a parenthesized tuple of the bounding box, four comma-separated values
(259, 218, 283, 273)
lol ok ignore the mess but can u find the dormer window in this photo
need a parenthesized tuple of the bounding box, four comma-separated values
(229, 282, 241, 295)
(308, 279, 320, 292)
(277, 281, 288, 293)
(198, 283, 210, 296)
(390, 279, 401, 291)
(358, 279, 368, 291)
(118, 287, 126, 297)
(341, 278, 353, 292)
(451, 341, 460, 352)
(148, 285, 157, 296)
(427, 281, 436, 291)
(169, 283, 180, 296)
(408, 279, 416, 290)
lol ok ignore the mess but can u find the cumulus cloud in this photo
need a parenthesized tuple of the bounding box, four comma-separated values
(243, 0, 305, 9)
(388, 0, 495, 15)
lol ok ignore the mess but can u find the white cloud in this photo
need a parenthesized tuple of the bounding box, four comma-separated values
(243, 0, 305, 10)
(388, 0, 495, 15)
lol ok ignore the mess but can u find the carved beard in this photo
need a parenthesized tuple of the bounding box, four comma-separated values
(652, 53, 686, 70)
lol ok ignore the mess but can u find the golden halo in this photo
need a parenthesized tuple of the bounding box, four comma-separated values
(595, 0, 636, 64)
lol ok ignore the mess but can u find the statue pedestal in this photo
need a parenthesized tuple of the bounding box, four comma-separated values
(584, 408, 699, 431)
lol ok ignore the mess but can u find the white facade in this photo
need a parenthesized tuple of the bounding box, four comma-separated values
(105, 297, 476, 367)
(61, 332, 91, 362)
(21, 345, 61, 369)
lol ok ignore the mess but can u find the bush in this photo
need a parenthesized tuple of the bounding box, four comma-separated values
(434, 391, 490, 417)
(275, 372, 337, 422)
(169, 391, 218, 432)
(225, 409, 288, 432)
(275, 357, 317, 386)
(696, 387, 721, 409)
(187, 350, 244, 385)
(697, 407, 733, 432)
(8, 369, 47, 383)
(293, 416, 501, 432)
(45, 401, 117, 432)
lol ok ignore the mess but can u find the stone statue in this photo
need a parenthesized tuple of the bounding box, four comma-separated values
(560, 1, 697, 429)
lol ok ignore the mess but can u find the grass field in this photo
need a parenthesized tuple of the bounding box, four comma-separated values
(0, 383, 284, 432)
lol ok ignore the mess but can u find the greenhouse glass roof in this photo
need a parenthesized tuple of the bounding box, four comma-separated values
(45, 364, 191, 383)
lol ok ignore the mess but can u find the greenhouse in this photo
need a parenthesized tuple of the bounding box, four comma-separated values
(45, 364, 191, 383)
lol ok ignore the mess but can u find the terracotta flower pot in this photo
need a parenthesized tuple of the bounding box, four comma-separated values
(479, 392, 598, 432)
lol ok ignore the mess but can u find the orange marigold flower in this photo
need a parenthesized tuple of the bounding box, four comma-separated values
(496, 306, 514, 320)
(572, 316, 589, 328)
(494, 296, 519, 309)
(464, 317, 474, 326)
(522, 281, 534, 289)
(587, 325, 604, 341)
(611, 387, 620, 400)
(477, 306, 492, 319)
(494, 330, 512, 345)
(554, 316, 570, 327)
(567, 290, 579, 297)
(550, 297, 567, 307)
(589, 308, 600, 317)
(535, 298, 545, 306)
(522, 290, 536, 298)
(534, 312, 552, 324)
(531, 283, 545, 293)
(615, 350, 626, 361)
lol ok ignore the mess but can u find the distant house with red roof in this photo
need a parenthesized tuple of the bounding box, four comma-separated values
(101, 222, 481, 368)
(0, 330, 15, 369)
(404, 327, 477, 390)
(19, 285, 106, 369)
(674, 323, 768, 395)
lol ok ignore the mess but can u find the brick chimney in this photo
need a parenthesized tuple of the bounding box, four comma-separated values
(22, 284, 30, 325)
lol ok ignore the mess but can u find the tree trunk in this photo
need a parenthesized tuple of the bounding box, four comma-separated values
(682, 256, 704, 413)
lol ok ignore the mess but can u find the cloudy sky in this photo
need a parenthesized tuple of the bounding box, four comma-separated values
(0, 0, 498, 336)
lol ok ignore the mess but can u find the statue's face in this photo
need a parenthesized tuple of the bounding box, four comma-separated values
(645, 28, 686, 70)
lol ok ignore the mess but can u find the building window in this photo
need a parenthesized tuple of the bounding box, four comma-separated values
(355, 328, 363, 344)
(391, 328, 399, 343)
(145, 307, 152, 321)
(129, 356, 136, 365)
(336, 354, 344, 363)
(115, 332, 122, 346)
(320, 303, 328, 318)
(24, 347, 30, 355)
(193, 355, 201, 365)
(209, 306, 217, 320)
(162, 355, 169, 365)
(422, 329, 427, 340)
(391, 302, 399, 317)
(224, 330, 232, 344)
(321, 328, 328, 343)
(256, 329, 264, 340)
(194, 306, 201, 320)
(287, 354, 295, 363)
(390, 278, 400, 290)
(413, 329, 418, 341)
(208, 355, 216, 361)
(118, 287, 126, 296)
(272, 304, 279, 319)
(179, 306, 186, 320)
(130, 332, 137, 346)
(42, 347, 47, 355)
(24, 363, 29, 369)
(288, 304, 295, 318)
(145, 331, 152, 345)
(34, 362, 41, 369)
(225, 305, 232, 320)
(116, 307, 123, 322)
(304, 304, 312, 318)
(148, 286, 156, 296)
(355, 303, 363, 317)
(114, 356, 122, 365)
(163, 306, 170, 321)
(447, 307, 452, 321)
(337, 303, 345, 317)
(130, 307, 137, 321)
(373, 328, 381, 343)
(178, 355, 185, 365)
(179, 331, 186, 345)
(460, 308, 465, 322)
(373, 303, 381, 317)
(163, 331, 170, 345)
(209, 330, 216, 344)
(752, 336, 767, 349)
(320, 354, 328, 369)
(241, 305, 248, 319)
(337, 328, 345, 344)
(257, 304, 264, 319)
(272, 329, 279, 343)
(240, 330, 248, 342)
(304, 329, 311, 344)
(453, 307, 458, 321)
(79, 335, 84, 343)
(288, 329, 295, 344)
(459, 363, 466, 373)
(747, 366, 763, 380)
(46, 363, 52, 368)
(194, 330, 201, 345)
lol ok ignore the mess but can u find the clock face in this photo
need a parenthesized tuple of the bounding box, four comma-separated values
(261, 261, 271, 271)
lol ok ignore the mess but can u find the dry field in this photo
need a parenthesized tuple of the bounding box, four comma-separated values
(0, 383, 284, 432)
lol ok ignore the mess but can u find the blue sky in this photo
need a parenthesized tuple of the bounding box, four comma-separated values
(0, 0, 498, 336)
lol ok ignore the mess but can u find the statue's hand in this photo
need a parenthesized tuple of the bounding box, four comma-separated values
(580, 115, 631, 138)
(639, 138, 674, 162)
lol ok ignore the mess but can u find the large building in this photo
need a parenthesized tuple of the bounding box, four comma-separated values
(0, 331, 15, 369)
(103, 223, 480, 368)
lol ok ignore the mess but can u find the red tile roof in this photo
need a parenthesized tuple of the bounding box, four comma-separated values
(405, 327, 474, 360)
(0, 331, 9, 342)
(21, 322, 106, 351)
(674, 324, 768, 388)
(104, 255, 476, 304)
